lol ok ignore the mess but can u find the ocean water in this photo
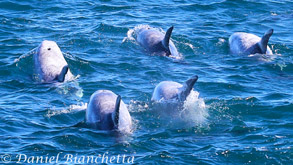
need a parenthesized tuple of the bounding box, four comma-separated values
(0, 0, 292, 164)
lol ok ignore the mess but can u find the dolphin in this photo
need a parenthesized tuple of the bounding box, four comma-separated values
(229, 29, 274, 55)
(86, 90, 132, 132)
(136, 26, 180, 57)
(151, 75, 199, 102)
(34, 40, 73, 83)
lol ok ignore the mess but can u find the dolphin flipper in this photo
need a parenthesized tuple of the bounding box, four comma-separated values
(162, 26, 174, 55)
(57, 65, 69, 82)
(180, 75, 199, 101)
(113, 95, 121, 129)
(259, 29, 273, 54)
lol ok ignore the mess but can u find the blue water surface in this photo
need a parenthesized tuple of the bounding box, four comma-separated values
(0, 0, 292, 164)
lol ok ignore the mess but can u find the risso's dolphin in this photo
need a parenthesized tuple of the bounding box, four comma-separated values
(34, 40, 73, 83)
(151, 75, 199, 102)
(86, 90, 132, 132)
(229, 29, 274, 55)
(136, 26, 180, 57)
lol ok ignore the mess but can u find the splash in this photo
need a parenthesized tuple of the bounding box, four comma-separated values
(132, 24, 152, 35)
(184, 42, 195, 50)
(55, 79, 84, 98)
(46, 102, 87, 118)
(122, 24, 151, 43)
(180, 91, 208, 124)
(69, 102, 87, 110)
(128, 100, 149, 113)
(247, 53, 278, 62)
(14, 47, 37, 63)
(152, 90, 208, 127)
(14, 47, 36, 76)
(122, 28, 135, 43)
(216, 38, 226, 46)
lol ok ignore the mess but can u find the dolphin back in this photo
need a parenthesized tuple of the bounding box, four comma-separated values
(86, 90, 132, 132)
(136, 26, 179, 57)
(229, 29, 274, 55)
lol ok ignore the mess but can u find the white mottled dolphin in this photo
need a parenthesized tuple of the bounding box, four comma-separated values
(34, 40, 73, 83)
(136, 26, 180, 57)
(229, 29, 274, 55)
(151, 75, 199, 102)
(86, 90, 132, 132)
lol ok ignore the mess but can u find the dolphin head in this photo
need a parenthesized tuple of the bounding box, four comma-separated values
(37, 40, 63, 58)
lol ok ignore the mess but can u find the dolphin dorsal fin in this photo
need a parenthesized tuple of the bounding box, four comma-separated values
(180, 75, 199, 101)
(259, 29, 273, 54)
(57, 65, 69, 82)
(113, 95, 121, 129)
(162, 26, 174, 54)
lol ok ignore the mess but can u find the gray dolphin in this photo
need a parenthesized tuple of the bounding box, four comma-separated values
(229, 29, 274, 55)
(34, 40, 73, 83)
(151, 75, 199, 102)
(86, 90, 132, 132)
(136, 26, 180, 57)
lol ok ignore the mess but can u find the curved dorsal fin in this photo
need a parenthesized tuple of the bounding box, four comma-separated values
(57, 65, 69, 82)
(113, 95, 121, 129)
(259, 29, 273, 54)
(180, 75, 198, 101)
(162, 26, 174, 54)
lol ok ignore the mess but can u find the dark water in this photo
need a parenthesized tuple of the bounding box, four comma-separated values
(0, 0, 292, 164)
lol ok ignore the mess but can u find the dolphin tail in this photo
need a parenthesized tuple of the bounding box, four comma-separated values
(259, 29, 273, 54)
(180, 75, 199, 101)
(57, 65, 69, 82)
(113, 95, 121, 129)
(162, 26, 174, 56)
